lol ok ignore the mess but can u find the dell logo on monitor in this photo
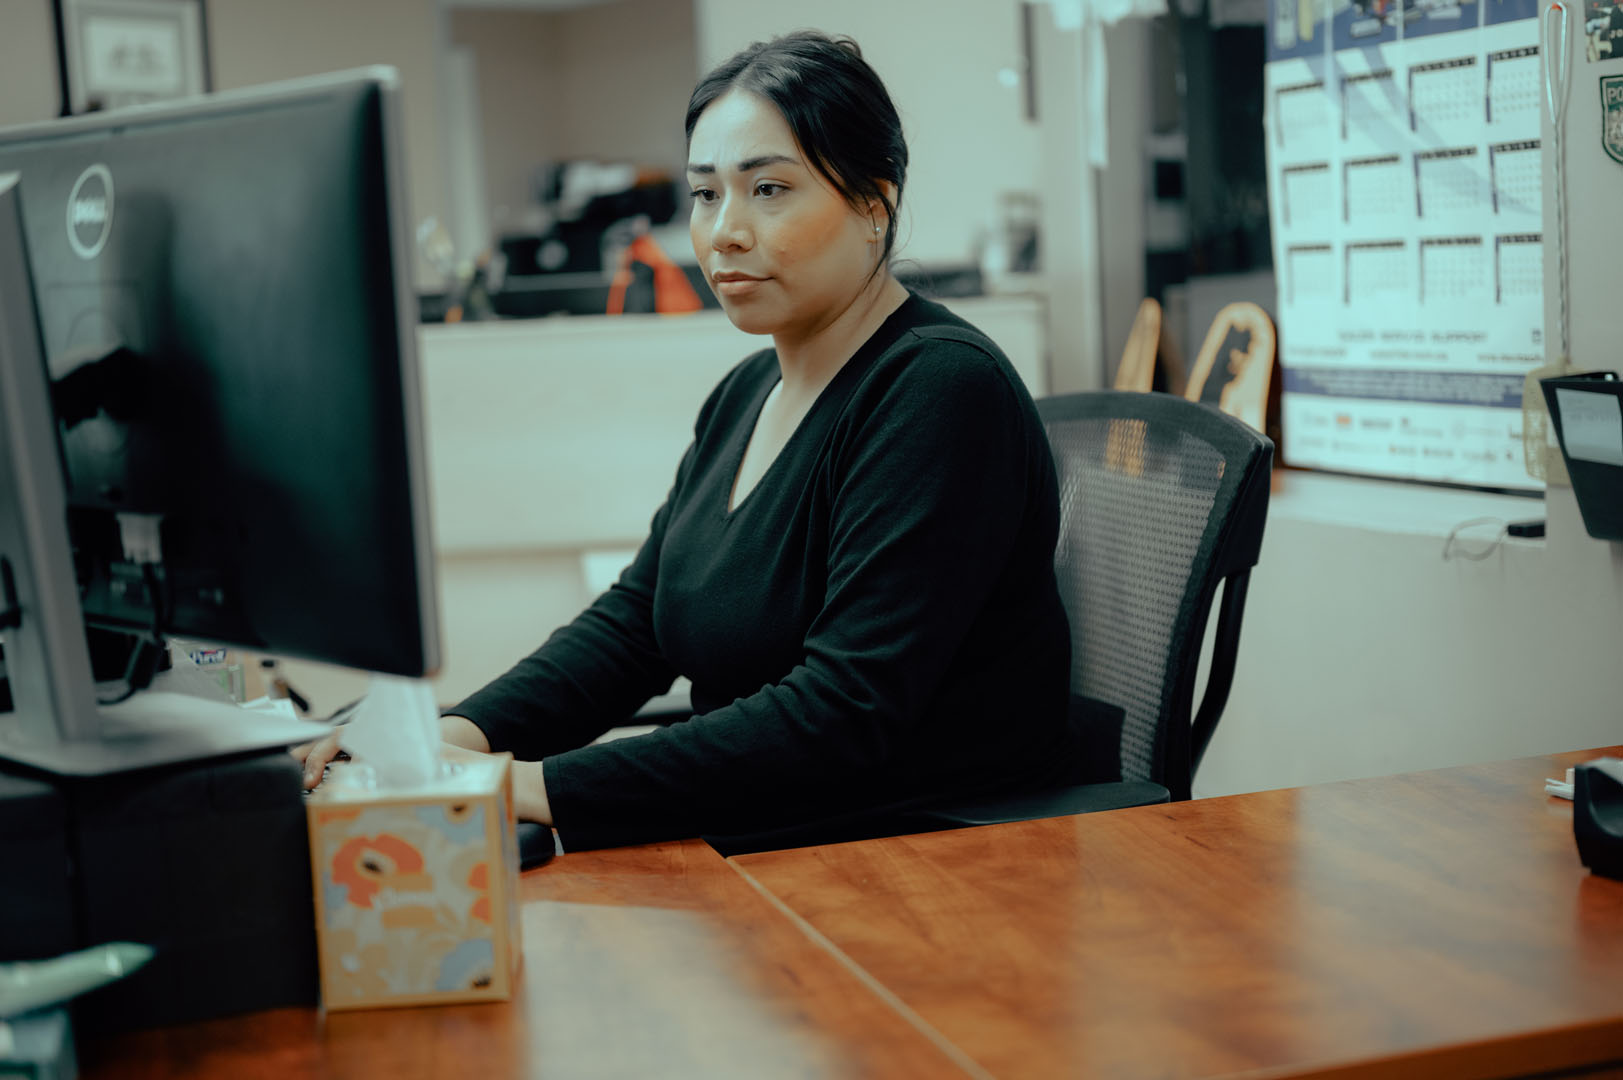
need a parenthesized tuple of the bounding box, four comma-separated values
(71, 196, 106, 226)
(66, 164, 114, 260)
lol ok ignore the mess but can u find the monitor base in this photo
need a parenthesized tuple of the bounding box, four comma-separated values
(0, 691, 330, 775)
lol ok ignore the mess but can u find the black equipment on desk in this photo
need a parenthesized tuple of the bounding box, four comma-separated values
(0, 770, 76, 963)
(1540, 372, 1623, 542)
(1574, 758, 1623, 882)
(0, 750, 318, 1034)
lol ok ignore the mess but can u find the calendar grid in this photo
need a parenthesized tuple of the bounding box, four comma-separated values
(1283, 162, 1333, 227)
(1408, 56, 1480, 132)
(1414, 146, 1485, 218)
(1420, 236, 1487, 303)
(1484, 45, 1539, 124)
(1342, 70, 1400, 141)
(1345, 240, 1410, 304)
(1487, 139, 1540, 215)
(1288, 243, 1335, 304)
(1344, 153, 1407, 224)
(1493, 232, 1542, 304)
(1277, 80, 1329, 150)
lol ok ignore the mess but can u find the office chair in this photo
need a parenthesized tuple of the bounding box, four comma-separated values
(706, 391, 1273, 855)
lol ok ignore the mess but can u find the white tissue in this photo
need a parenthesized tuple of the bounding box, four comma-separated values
(338, 674, 443, 787)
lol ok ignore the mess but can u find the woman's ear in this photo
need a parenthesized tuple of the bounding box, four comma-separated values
(866, 181, 898, 239)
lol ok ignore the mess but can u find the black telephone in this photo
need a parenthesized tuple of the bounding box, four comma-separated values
(1574, 758, 1623, 880)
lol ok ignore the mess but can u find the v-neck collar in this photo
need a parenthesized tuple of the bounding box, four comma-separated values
(722, 292, 925, 519)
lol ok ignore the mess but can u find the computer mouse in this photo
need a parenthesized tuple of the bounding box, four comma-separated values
(516, 821, 555, 871)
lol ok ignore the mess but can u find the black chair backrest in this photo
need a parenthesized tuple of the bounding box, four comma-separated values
(1037, 391, 1273, 800)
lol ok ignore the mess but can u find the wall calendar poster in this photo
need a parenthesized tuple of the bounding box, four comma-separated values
(1266, 0, 1544, 488)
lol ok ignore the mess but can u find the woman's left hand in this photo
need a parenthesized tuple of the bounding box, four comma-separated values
(511, 759, 553, 824)
(437, 744, 553, 825)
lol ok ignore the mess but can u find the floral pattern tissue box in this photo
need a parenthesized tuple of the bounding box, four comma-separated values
(306, 754, 523, 1010)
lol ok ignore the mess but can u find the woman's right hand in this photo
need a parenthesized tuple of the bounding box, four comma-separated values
(292, 715, 491, 790)
(291, 730, 344, 790)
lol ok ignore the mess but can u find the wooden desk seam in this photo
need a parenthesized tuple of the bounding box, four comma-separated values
(725, 855, 996, 1080)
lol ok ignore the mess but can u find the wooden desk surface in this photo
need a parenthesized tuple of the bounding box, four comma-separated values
(81, 839, 970, 1079)
(733, 748, 1623, 1080)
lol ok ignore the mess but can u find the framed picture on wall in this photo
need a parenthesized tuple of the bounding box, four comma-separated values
(53, 0, 211, 115)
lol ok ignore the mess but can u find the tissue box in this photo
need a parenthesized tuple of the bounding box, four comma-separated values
(305, 755, 523, 1010)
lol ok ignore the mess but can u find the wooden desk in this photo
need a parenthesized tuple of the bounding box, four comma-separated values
(732, 748, 1623, 1079)
(80, 839, 970, 1079)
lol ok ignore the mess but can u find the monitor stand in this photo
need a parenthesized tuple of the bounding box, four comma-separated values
(0, 692, 331, 775)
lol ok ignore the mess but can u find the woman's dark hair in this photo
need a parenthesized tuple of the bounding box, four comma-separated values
(685, 31, 908, 269)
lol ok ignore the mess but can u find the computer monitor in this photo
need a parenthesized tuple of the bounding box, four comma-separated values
(0, 69, 439, 775)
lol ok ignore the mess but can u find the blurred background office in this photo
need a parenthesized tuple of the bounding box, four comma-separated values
(6, 0, 1245, 384)
(2, 0, 1617, 802)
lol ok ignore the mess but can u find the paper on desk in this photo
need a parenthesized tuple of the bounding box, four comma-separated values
(241, 696, 299, 721)
(1555, 389, 1623, 466)
(338, 674, 441, 787)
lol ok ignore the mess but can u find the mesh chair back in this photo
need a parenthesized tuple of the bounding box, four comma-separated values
(1038, 391, 1272, 799)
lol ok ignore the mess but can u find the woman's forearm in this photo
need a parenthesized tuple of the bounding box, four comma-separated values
(512, 759, 553, 824)
(440, 714, 491, 752)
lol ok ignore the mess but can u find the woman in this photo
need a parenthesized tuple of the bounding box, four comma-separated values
(301, 31, 1075, 851)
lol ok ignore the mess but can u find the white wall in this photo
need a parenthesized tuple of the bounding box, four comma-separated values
(449, 9, 562, 226)
(0, 0, 451, 287)
(1031, 9, 1105, 392)
(693, 0, 1042, 269)
(449, 0, 697, 231)
(441, 43, 493, 262)
(207, 0, 447, 286)
(1542, 0, 1621, 379)
(1096, 18, 1148, 385)
(0, 0, 60, 127)
(545, 0, 694, 171)
(1195, 475, 1623, 799)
